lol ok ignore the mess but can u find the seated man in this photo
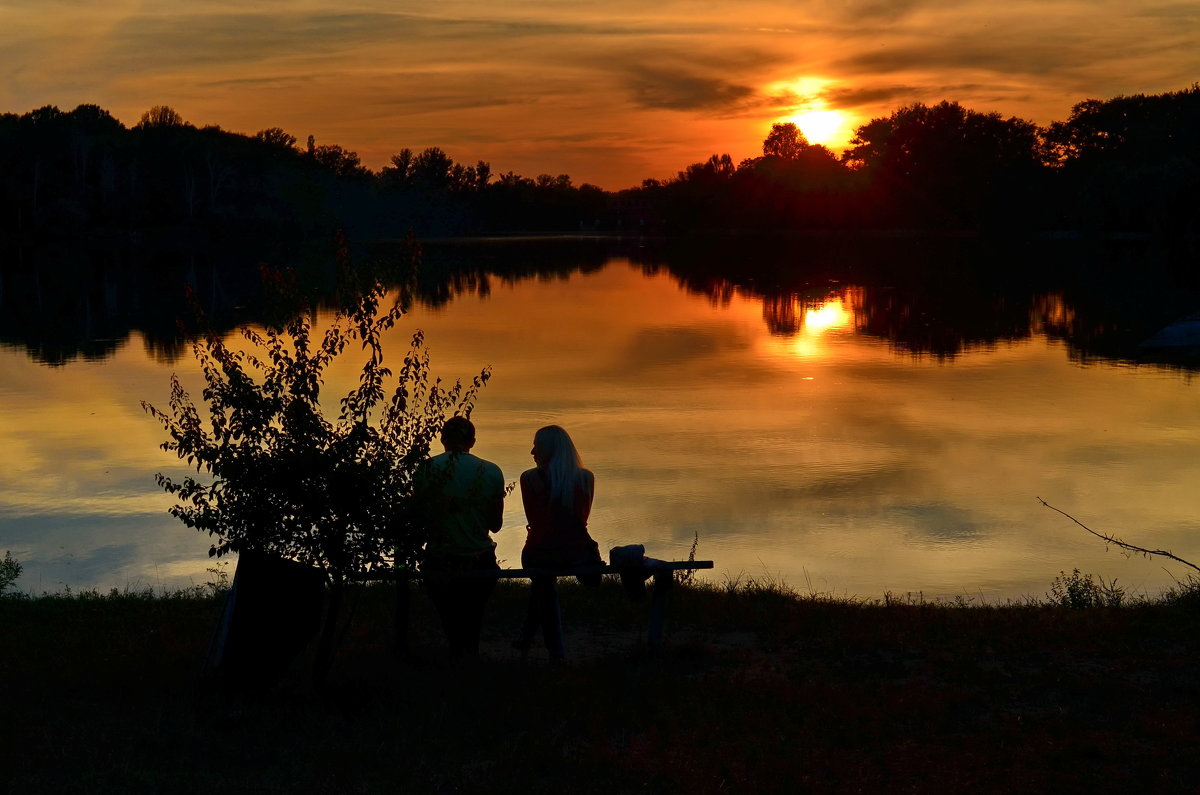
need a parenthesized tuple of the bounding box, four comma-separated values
(416, 416, 506, 659)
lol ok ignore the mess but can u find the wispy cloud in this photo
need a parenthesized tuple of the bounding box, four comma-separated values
(623, 67, 757, 113)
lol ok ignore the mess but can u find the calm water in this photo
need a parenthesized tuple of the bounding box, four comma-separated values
(3, 247, 1200, 600)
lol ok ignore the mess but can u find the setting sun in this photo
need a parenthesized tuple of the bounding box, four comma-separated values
(790, 108, 848, 147)
(768, 76, 854, 150)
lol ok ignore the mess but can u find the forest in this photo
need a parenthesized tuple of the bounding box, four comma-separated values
(1, 85, 1198, 242)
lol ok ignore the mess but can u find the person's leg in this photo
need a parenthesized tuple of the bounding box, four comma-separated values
(425, 578, 460, 655)
(537, 577, 565, 660)
(515, 585, 538, 650)
(514, 551, 539, 650)
(461, 575, 496, 657)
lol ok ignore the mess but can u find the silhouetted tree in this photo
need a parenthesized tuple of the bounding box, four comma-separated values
(6, 88, 1196, 242)
(762, 122, 807, 159)
(1044, 85, 1200, 236)
(843, 101, 1045, 229)
(380, 148, 416, 189)
(410, 147, 455, 192)
(143, 259, 492, 681)
(254, 127, 298, 150)
(309, 140, 369, 179)
(136, 105, 188, 129)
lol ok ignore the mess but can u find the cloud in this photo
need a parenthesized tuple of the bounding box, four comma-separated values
(603, 42, 788, 112)
(819, 0, 947, 23)
(96, 9, 700, 76)
(624, 66, 757, 112)
(823, 84, 926, 109)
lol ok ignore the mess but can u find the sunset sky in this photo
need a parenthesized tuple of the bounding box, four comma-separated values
(3, 1, 1197, 188)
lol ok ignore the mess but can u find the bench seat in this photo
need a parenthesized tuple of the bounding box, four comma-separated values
(356, 560, 714, 653)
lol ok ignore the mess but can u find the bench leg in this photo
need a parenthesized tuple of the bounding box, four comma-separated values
(647, 571, 674, 651)
(395, 573, 411, 656)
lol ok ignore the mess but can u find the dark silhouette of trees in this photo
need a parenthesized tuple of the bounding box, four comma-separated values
(0, 104, 609, 242)
(841, 101, 1045, 230)
(2, 87, 1197, 243)
(0, 104, 128, 235)
(253, 127, 298, 149)
(762, 122, 806, 159)
(1044, 85, 1200, 238)
(136, 105, 187, 129)
(627, 142, 854, 232)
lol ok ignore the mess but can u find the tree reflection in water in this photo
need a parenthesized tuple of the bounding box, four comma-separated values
(2, 234, 1198, 371)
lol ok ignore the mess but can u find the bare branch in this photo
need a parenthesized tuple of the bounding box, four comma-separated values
(1037, 497, 1200, 575)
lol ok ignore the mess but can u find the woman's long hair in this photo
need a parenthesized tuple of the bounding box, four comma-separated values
(534, 425, 585, 509)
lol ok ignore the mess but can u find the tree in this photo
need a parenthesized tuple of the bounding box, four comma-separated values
(0, 551, 21, 596)
(762, 122, 808, 160)
(136, 105, 187, 129)
(677, 153, 735, 183)
(253, 127, 298, 150)
(473, 160, 491, 191)
(143, 250, 493, 680)
(381, 148, 416, 188)
(1044, 85, 1200, 166)
(1043, 86, 1200, 234)
(142, 260, 491, 587)
(410, 146, 454, 191)
(310, 141, 368, 179)
(842, 101, 1044, 228)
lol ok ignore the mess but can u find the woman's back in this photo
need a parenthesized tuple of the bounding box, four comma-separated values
(520, 466, 596, 565)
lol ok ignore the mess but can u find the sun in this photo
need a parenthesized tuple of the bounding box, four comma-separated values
(767, 76, 853, 149)
(789, 108, 848, 148)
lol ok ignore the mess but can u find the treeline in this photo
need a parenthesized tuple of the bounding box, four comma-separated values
(0, 105, 606, 242)
(2, 85, 1198, 242)
(633, 86, 1200, 237)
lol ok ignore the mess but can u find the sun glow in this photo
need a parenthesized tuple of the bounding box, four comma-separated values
(803, 300, 852, 334)
(789, 108, 847, 147)
(768, 76, 852, 149)
(759, 290, 859, 361)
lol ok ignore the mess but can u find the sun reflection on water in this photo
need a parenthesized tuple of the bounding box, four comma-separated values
(759, 288, 860, 360)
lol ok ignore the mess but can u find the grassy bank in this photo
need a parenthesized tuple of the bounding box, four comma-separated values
(2, 577, 1199, 793)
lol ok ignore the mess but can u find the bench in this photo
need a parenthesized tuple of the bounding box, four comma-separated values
(358, 560, 714, 653)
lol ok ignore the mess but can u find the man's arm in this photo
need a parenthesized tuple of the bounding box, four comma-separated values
(486, 494, 504, 534)
(486, 463, 506, 533)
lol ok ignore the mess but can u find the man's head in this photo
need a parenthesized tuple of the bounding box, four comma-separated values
(440, 416, 476, 452)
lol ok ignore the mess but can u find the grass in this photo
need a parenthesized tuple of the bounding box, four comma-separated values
(2, 576, 1199, 793)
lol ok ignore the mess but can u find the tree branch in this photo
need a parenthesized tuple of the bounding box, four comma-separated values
(1037, 497, 1200, 575)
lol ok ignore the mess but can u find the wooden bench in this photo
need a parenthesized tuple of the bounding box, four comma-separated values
(358, 560, 714, 653)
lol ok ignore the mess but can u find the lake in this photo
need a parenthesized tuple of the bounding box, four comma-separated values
(3, 237, 1199, 600)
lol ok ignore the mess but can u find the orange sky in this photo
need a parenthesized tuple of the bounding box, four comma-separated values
(2, 1, 1197, 189)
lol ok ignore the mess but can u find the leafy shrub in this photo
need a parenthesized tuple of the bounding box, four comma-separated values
(142, 258, 489, 589)
(0, 550, 21, 595)
(1159, 575, 1200, 610)
(1046, 568, 1125, 609)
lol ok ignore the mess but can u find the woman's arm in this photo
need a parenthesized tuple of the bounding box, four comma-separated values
(520, 469, 541, 527)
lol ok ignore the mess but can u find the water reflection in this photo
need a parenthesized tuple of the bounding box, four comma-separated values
(626, 235, 1200, 367)
(4, 236, 1198, 370)
(3, 239, 1200, 599)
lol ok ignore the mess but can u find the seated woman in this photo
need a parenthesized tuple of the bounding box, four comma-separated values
(514, 424, 602, 660)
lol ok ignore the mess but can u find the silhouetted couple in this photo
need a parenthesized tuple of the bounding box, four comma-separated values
(418, 418, 601, 661)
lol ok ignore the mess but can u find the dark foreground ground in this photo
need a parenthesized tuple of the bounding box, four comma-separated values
(2, 579, 1199, 794)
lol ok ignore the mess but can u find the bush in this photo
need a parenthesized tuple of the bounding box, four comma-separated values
(142, 254, 489, 589)
(0, 550, 21, 595)
(1046, 568, 1125, 609)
